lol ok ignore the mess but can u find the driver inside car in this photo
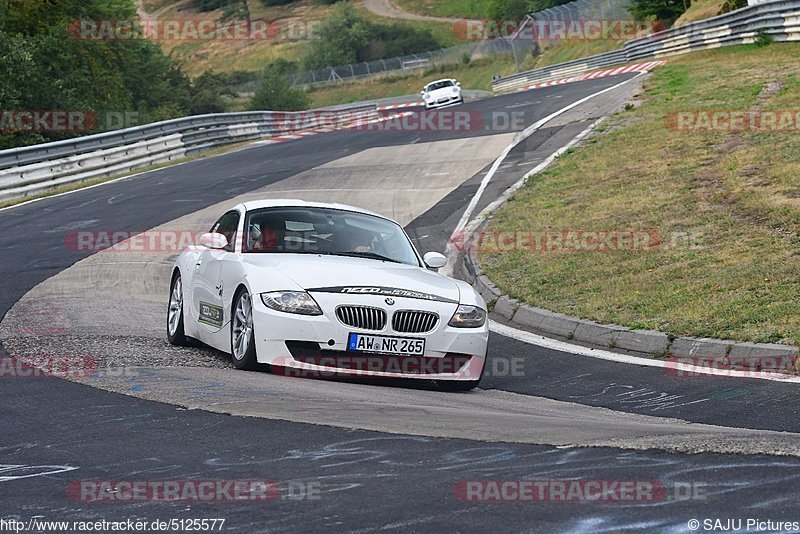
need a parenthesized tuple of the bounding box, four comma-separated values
(248, 217, 285, 252)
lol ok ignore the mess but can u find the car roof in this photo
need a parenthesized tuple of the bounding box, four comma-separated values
(238, 199, 391, 222)
(425, 78, 456, 87)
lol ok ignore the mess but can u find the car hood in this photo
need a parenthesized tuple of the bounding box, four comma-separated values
(242, 254, 461, 302)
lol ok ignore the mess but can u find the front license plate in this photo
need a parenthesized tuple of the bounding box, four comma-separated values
(347, 333, 425, 356)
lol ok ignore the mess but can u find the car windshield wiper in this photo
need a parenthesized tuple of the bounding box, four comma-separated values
(331, 251, 406, 264)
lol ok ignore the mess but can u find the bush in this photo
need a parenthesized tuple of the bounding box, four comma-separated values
(488, 0, 530, 20)
(249, 63, 310, 111)
(629, 0, 688, 27)
(195, 0, 234, 11)
(302, 3, 443, 70)
(189, 71, 236, 115)
(720, 0, 747, 13)
(755, 29, 774, 47)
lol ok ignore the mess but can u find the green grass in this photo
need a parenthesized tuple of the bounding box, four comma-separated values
(532, 40, 625, 68)
(393, 0, 489, 19)
(354, 4, 464, 48)
(674, 0, 727, 26)
(481, 42, 800, 346)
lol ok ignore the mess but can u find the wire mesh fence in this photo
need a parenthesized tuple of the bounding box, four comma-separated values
(531, 0, 633, 23)
(274, 0, 634, 88)
(287, 38, 535, 87)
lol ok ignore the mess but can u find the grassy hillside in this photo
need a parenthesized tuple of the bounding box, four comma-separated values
(674, 0, 728, 26)
(482, 42, 800, 346)
(392, 0, 489, 19)
(139, 0, 333, 76)
(137, 0, 461, 77)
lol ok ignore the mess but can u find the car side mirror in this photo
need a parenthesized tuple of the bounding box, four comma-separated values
(423, 251, 447, 269)
(456, 82, 461, 86)
(199, 232, 228, 250)
(420, 90, 425, 95)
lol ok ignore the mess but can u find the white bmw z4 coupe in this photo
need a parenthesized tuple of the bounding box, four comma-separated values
(167, 199, 488, 391)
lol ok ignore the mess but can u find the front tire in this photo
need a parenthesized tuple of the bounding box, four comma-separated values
(231, 288, 259, 370)
(436, 353, 485, 392)
(167, 272, 188, 346)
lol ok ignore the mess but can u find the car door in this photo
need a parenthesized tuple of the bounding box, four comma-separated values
(191, 210, 240, 335)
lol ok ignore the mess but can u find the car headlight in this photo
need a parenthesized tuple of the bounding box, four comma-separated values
(452, 87, 458, 93)
(261, 291, 322, 316)
(448, 305, 486, 328)
(424, 93, 431, 100)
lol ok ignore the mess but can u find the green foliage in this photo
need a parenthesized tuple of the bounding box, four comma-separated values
(720, 0, 747, 13)
(190, 71, 236, 115)
(755, 29, 774, 47)
(302, 2, 442, 70)
(249, 62, 310, 110)
(485, 0, 576, 20)
(303, 3, 371, 68)
(629, 0, 688, 26)
(192, 0, 248, 18)
(0, 0, 234, 148)
(367, 22, 440, 59)
(488, 0, 530, 20)
(194, 0, 234, 11)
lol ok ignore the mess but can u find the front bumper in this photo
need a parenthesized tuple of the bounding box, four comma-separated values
(425, 94, 463, 109)
(252, 292, 487, 381)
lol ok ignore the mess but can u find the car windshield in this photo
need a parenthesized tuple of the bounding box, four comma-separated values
(243, 207, 420, 266)
(426, 80, 454, 91)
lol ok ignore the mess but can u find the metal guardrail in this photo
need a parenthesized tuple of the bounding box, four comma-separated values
(492, 0, 800, 92)
(0, 105, 377, 202)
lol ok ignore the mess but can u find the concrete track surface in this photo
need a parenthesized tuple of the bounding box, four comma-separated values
(3, 74, 800, 531)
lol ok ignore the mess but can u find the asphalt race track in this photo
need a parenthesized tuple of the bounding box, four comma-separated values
(3, 74, 800, 532)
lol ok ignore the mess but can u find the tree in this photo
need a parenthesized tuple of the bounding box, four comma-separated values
(629, 0, 688, 26)
(189, 71, 235, 115)
(249, 63, 309, 111)
(302, 3, 371, 69)
(0, 0, 194, 148)
(302, 2, 443, 70)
